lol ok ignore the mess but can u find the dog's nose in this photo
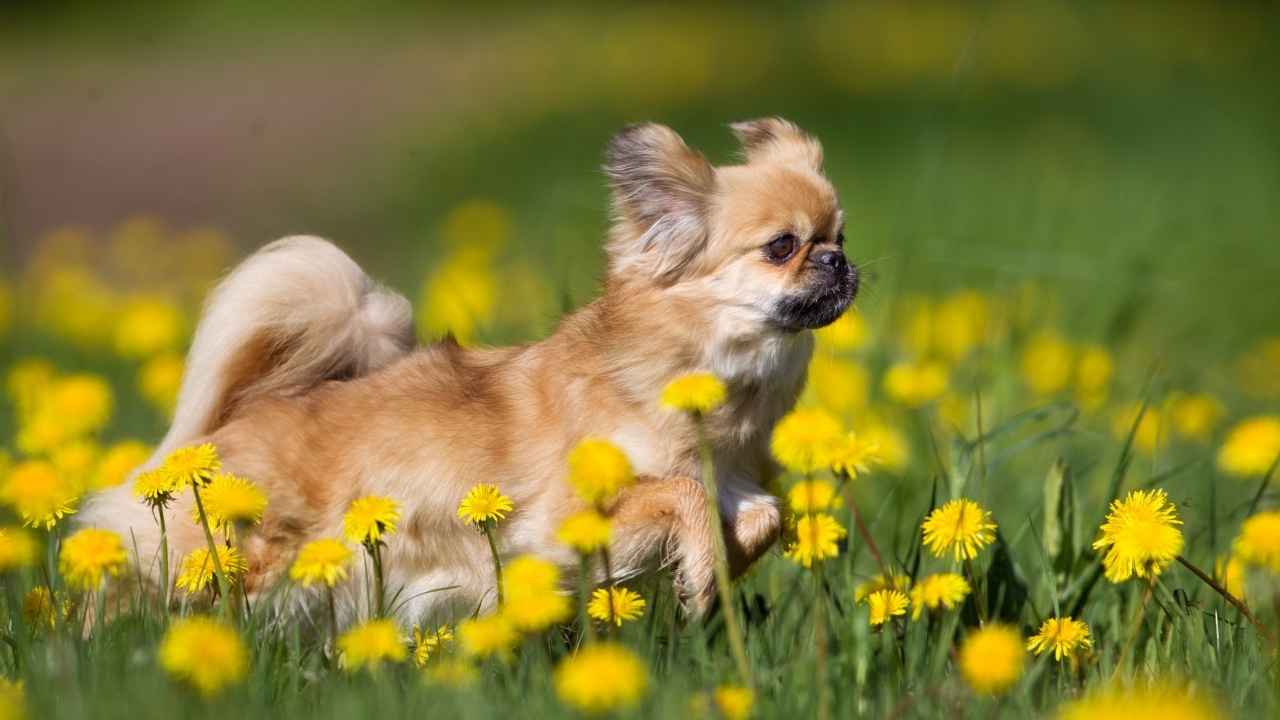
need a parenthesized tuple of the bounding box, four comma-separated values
(813, 249, 847, 272)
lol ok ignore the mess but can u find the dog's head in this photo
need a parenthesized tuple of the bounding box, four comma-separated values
(604, 118, 856, 333)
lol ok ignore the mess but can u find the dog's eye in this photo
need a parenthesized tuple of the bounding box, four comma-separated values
(765, 234, 797, 262)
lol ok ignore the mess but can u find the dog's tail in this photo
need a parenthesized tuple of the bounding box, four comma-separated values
(154, 235, 415, 456)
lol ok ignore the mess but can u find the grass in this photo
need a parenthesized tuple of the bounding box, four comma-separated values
(3, 2, 1280, 718)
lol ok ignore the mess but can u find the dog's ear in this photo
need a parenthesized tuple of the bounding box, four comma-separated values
(731, 117, 823, 171)
(604, 123, 714, 282)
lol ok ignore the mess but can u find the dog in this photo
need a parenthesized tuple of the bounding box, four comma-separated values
(82, 117, 857, 623)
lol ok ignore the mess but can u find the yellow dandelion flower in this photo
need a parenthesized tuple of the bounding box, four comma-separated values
(804, 354, 870, 416)
(1020, 331, 1074, 397)
(22, 586, 69, 631)
(883, 360, 949, 407)
(458, 613, 518, 660)
(51, 440, 101, 493)
(457, 484, 514, 526)
(133, 468, 180, 508)
(113, 295, 185, 358)
(1111, 402, 1164, 455)
(588, 586, 646, 626)
(417, 249, 499, 345)
(6, 357, 55, 417)
(1056, 681, 1225, 720)
(921, 499, 997, 562)
(829, 431, 879, 478)
(92, 440, 151, 491)
(660, 372, 727, 414)
(1027, 616, 1092, 662)
(958, 624, 1026, 696)
(854, 572, 910, 602)
(557, 509, 612, 554)
(713, 685, 755, 720)
(502, 555, 572, 632)
(289, 538, 352, 588)
(866, 588, 909, 626)
(338, 618, 408, 672)
(787, 479, 842, 514)
(342, 495, 401, 546)
(1166, 392, 1223, 442)
(0, 678, 25, 720)
(909, 572, 971, 619)
(412, 625, 454, 668)
(193, 473, 267, 532)
(0, 526, 38, 572)
(1233, 510, 1280, 573)
(159, 616, 248, 696)
(138, 353, 184, 415)
(58, 528, 127, 591)
(1217, 416, 1280, 477)
(553, 642, 648, 714)
(816, 309, 868, 351)
(1073, 344, 1114, 411)
(425, 657, 478, 687)
(785, 513, 846, 568)
(175, 545, 246, 595)
(567, 438, 634, 505)
(1215, 554, 1246, 599)
(771, 407, 844, 474)
(160, 443, 221, 488)
(934, 290, 993, 362)
(1092, 488, 1184, 583)
(858, 421, 909, 473)
(18, 374, 114, 453)
(1, 460, 79, 530)
(1237, 337, 1280, 400)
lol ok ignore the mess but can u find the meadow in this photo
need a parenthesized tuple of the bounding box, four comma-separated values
(2, 2, 1280, 718)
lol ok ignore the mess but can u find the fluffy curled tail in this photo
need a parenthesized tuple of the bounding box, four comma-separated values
(154, 235, 415, 456)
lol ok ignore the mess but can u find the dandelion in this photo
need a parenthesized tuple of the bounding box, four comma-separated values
(712, 685, 755, 720)
(501, 555, 572, 632)
(660, 372, 727, 414)
(93, 440, 151, 491)
(1233, 510, 1280, 573)
(556, 509, 612, 554)
(342, 495, 401, 546)
(139, 353, 184, 414)
(22, 586, 66, 631)
(784, 512, 846, 568)
(194, 473, 267, 533)
(134, 468, 180, 508)
(1020, 331, 1074, 396)
(909, 572, 971, 619)
(338, 618, 408, 672)
(5, 357, 55, 417)
(113, 295, 185, 358)
(921, 499, 997, 562)
(1215, 554, 1247, 599)
(1166, 392, 1223, 442)
(159, 616, 248, 696)
(425, 657, 478, 687)
(1111, 402, 1164, 455)
(58, 527, 126, 592)
(866, 588, 909, 626)
(816, 309, 867, 350)
(805, 355, 870, 416)
(882, 360, 949, 407)
(771, 407, 844, 474)
(829, 431, 879, 478)
(457, 483, 514, 526)
(175, 546, 247, 595)
(1093, 488, 1183, 583)
(859, 421, 909, 473)
(1074, 345, 1114, 411)
(553, 642, 648, 714)
(1027, 617, 1093, 662)
(412, 625, 454, 668)
(787, 479, 841, 514)
(160, 443, 221, 488)
(0, 526, 38, 572)
(958, 624, 1026, 695)
(289, 538, 353, 587)
(1217, 415, 1280, 477)
(17, 374, 114, 453)
(1056, 682, 1225, 720)
(0, 678, 25, 720)
(1, 460, 79, 530)
(458, 613, 518, 660)
(588, 586, 646, 626)
(51, 440, 101, 492)
(567, 438, 634, 505)
(854, 572, 910, 602)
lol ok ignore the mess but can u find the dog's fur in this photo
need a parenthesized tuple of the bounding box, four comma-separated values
(81, 117, 856, 623)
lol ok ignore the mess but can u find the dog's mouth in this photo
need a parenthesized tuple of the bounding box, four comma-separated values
(769, 263, 859, 332)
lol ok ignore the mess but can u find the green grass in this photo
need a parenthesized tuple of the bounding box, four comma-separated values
(3, 2, 1280, 718)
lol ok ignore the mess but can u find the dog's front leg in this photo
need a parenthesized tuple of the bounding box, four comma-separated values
(719, 482, 782, 577)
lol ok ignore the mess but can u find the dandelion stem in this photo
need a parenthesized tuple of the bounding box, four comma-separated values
(156, 507, 170, 612)
(813, 565, 830, 720)
(694, 419, 753, 688)
(1175, 555, 1273, 642)
(369, 542, 387, 618)
(843, 479, 888, 579)
(191, 485, 232, 622)
(599, 548, 616, 630)
(327, 587, 340, 646)
(578, 554, 596, 644)
(482, 524, 504, 607)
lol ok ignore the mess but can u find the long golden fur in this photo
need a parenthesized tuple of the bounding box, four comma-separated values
(82, 117, 857, 623)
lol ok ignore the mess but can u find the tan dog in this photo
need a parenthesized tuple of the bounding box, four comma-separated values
(82, 117, 857, 623)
